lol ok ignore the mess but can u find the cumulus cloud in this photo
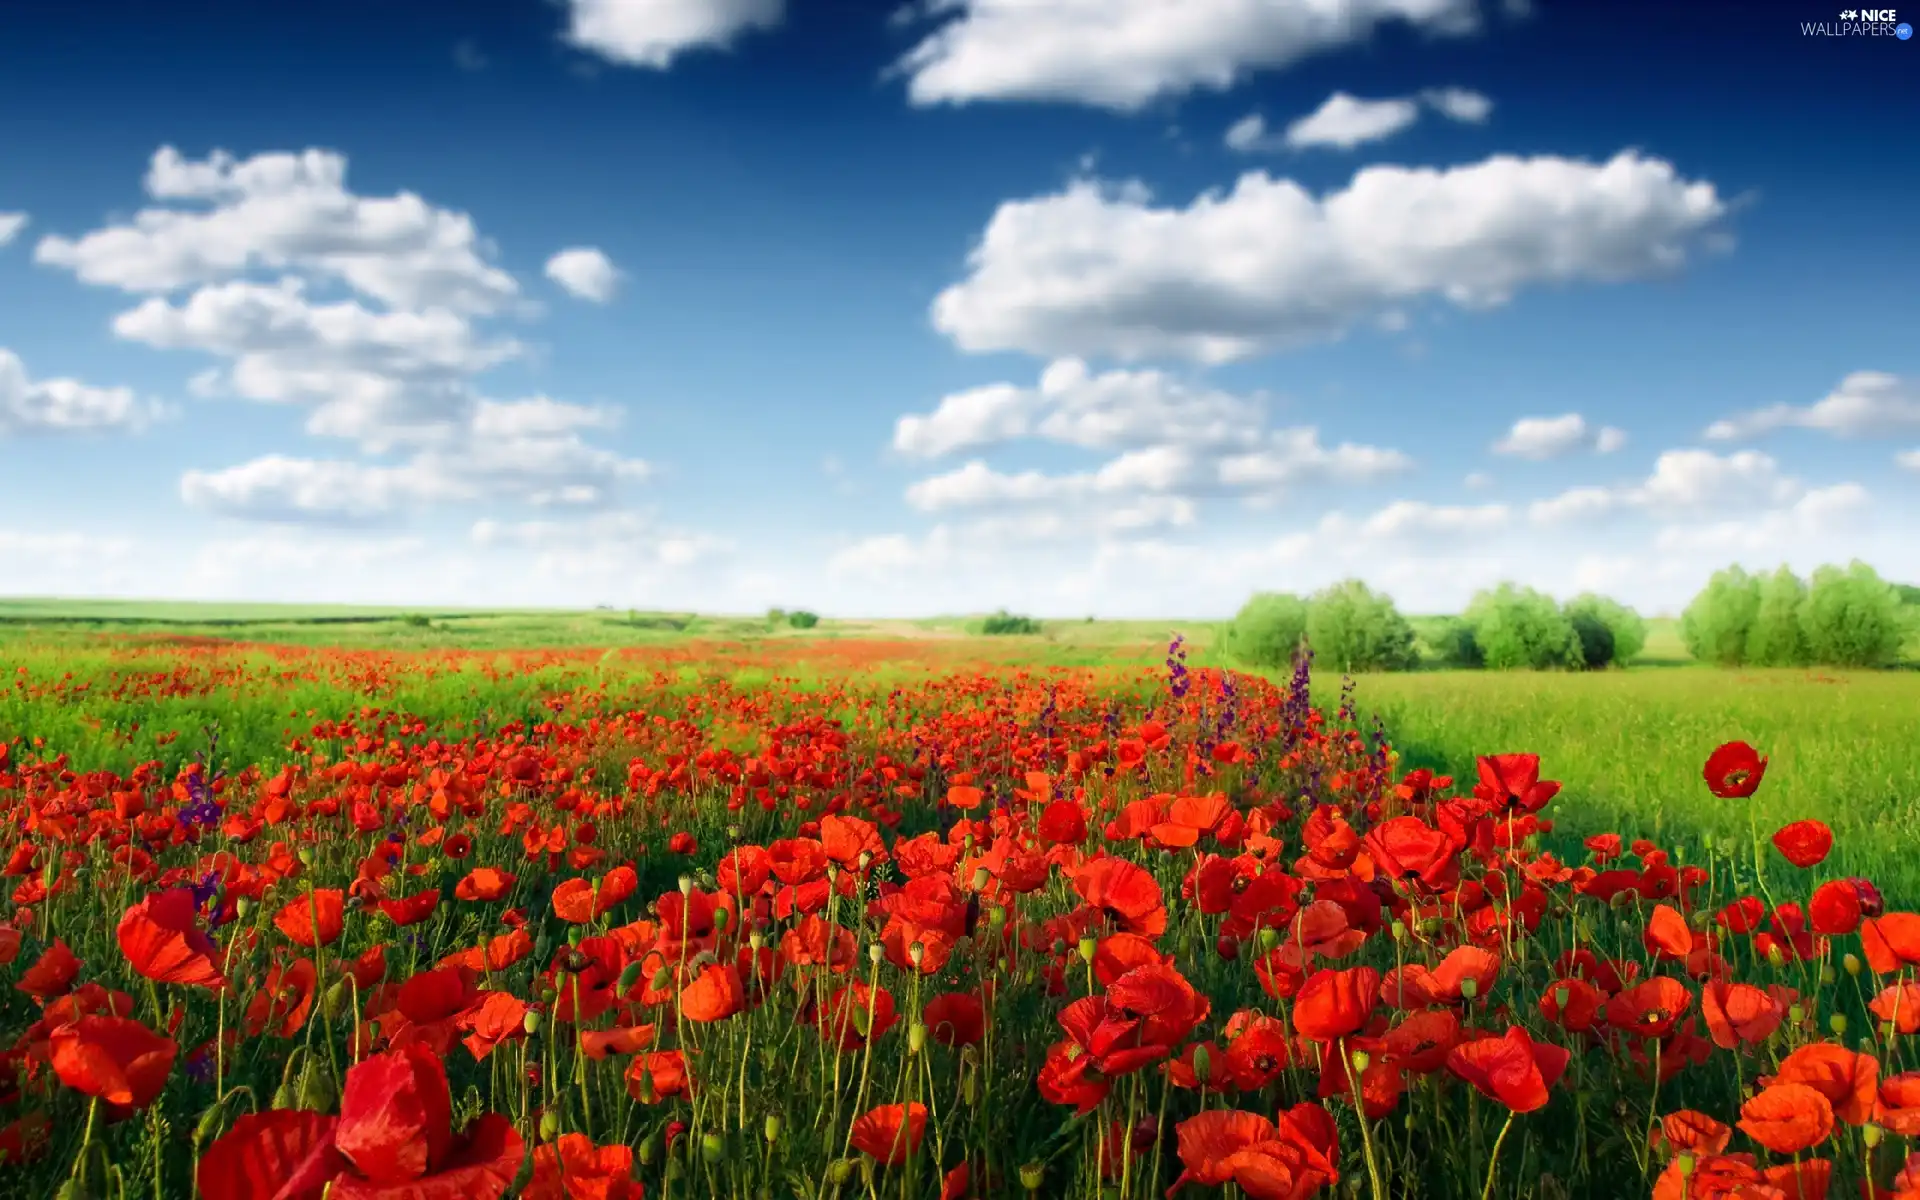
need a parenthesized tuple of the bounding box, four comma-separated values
(893, 0, 1482, 111)
(563, 0, 784, 68)
(1421, 86, 1493, 123)
(0, 212, 26, 246)
(1705, 371, 1920, 441)
(1280, 93, 1421, 149)
(1898, 448, 1920, 472)
(36, 146, 517, 314)
(1491, 413, 1627, 460)
(545, 247, 621, 302)
(1528, 448, 1818, 526)
(0, 349, 162, 436)
(932, 151, 1727, 363)
(46, 147, 659, 527)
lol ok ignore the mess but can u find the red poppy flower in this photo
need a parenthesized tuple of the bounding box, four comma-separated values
(16, 938, 82, 1001)
(625, 1050, 690, 1103)
(50, 1015, 177, 1113)
(818, 982, 898, 1052)
(1446, 1027, 1569, 1113)
(1473, 754, 1561, 815)
(551, 865, 638, 924)
(678, 963, 746, 1023)
(1770, 820, 1833, 869)
(197, 1111, 346, 1200)
(524, 1133, 642, 1200)
(117, 888, 228, 990)
(1605, 977, 1693, 1040)
(1862, 913, 1920, 975)
(1878, 1073, 1920, 1137)
(1766, 1042, 1878, 1125)
(1702, 741, 1768, 799)
(667, 832, 697, 855)
(1653, 1110, 1731, 1156)
(377, 889, 440, 927)
(1293, 967, 1380, 1043)
(274, 890, 345, 948)
(246, 958, 318, 1039)
(1073, 858, 1168, 938)
(333, 1041, 524, 1198)
(922, 992, 985, 1047)
(455, 869, 517, 903)
(442, 834, 472, 861)
(849, 1103, 926, 1167)
(1870, 981, 1920, 1035)
(1699, 980, 1785, 1050)
(1737, 1083, 1833, 1155)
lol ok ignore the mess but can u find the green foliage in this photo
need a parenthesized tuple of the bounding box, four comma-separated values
(767, 607, 788, 628)
(1303, 579, 1417, 673)
(980, 610, 1041, 635)
(1567, 608, 1615, 670)
(1894, 582, 1920, 606)
(401, 613, 433, 629)
(1464, 583, 1583, 671)
(1680, 565, 1762, 666)
(1428, 617, 1483, 668)
(786, 610, 820, 630)
(1223, 592, 1309, 670)
(1800, 560, 1904, 667)
(1745, 566, 1810, 667)
(1563, 594, 1646, 666)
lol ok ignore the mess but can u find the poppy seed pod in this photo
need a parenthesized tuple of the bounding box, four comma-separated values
(1459, 977, 1479, 1000)
(909, 941, 925, 967)
(678, 875, 693, 896)
(869, 943, 884, 965)
(825, 1158, 855, 1185)
(1077, 935, 1097, 964)
(971, 867, 992, 892)
(1864, 1124, 1884, 1148)
(1350, 1048, 1371, 1071)
(1844, 953, 1862, 976)
(1819, 963, 1837, 985)
(764, 1114, 782, 1144)
(1019, 1162, 1046, 1191)
(1829, 1013, 1848, 1035)
(908, 1022, 927, 1054)
(1390, 920, 1407, 942)
(701, 1132, 725, 1164)
(1191, 1044, 1211, 1083)
(523, 1010, 543, 1036)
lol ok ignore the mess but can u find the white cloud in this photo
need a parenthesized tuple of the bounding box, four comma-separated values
(0, 212, 26, 246)
(894, 0, 1482, 111)
(1898, 448, 1920, 472)
(48, 148, 656, 528)
(563, 0, 785, 68)
(1421, 86, 1493, 123)
(1651, 485, 1870, 556)
(1283, 93, 1421, 150)
(472, 511, 731, 571)
(1705, 371, 1920, 441)
(1491, 412, 1628, 460)
(932, 151, 1727, 363)
(1228, 87, 1491, 154)
(893, 358, 1262, 458)
(545, 247, 621, 302)
(1319, 499, 1510, 541)
(0, 349, 161, 436)
(1529, 448, 1813, 526)
(1463, 471, 1493, 490)
(36, 146, 517, 314)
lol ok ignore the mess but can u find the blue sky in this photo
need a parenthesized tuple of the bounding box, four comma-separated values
(1, 0, 1915, 616)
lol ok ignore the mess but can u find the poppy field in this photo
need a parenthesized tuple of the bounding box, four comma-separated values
(2, 634, 1918, 1200)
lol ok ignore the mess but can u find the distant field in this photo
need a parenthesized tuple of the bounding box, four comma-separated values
(3, 595, 1917, 892)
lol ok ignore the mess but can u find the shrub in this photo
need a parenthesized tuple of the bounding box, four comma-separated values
(1680, 566, 1762, 666)
(1223, 592, 1309, 670)
(1894, 582, 1920, 605)
(787, 610, 820, 629)
(767, 607, 787, 628)
(980, 610, 1041, 635)
(1567, 608, 1615, 670)
(1563, 594, 1647, 667)
(1745, 566, 1810, 667)
(1427, 616, 1483, 668)
(1800, 560, 1904, 667)
(1304, 579, 1418, 672)
(1465, 584, 1583, 671)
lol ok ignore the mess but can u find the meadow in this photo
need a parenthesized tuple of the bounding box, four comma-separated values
(0, 600, 1917, 1199)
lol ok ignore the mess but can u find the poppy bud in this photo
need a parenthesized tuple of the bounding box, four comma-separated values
(1819, 963, 1836, 985)
(636, 1067, 656, 1103)
(1676, 1154, 1695, 1178)
(971, 867, 992, 892)
(764, 1114, 782, 1144)
(297, 1064, 334, 1112)
(1191, 1045, 1211, 1084)
(1258, 927, 1280, 952)
(1766, 944, 1786, 967)
(714, 906, 733, 931)
(701, 1132, 726, 1164)
(53, 1182, 83, 1200)
(997, 957, 1011, 975)
(989, 907, 1007, 932)
(321, 979, 352, 1021)
(639, 1131, 660, 1164)
(852, 1006, 872, 1037)
(1688, 910, 1712, 931)
(1829, 1013, 1848, 1035)
(298, 848, 315, 867)
(909, 1022, 927, 1054)
(1077, 935, 1097, 964)
(194, 1095, 230, 1145)
(535, 934, 553, 960)
(651, 967, 673, 993)
(1787, 1003, 1804, 1025)
(1844, 953, 1862, 977)
(1019, 1162, 1047, 1191)
(271, 1081, 296, 1110)
(617, 962, 645, 994)
(523, 1011, 543, 1036)
(235, 896, 252, 920)
(869, 943, 884, 965)
(825, 1158, 856, 1185)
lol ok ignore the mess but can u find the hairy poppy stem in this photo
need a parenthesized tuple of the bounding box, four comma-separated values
(1338, 1038, 1388, 1200)
(1480, 1112, 1515, 1200)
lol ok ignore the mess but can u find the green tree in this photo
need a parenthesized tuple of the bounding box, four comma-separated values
(1563, 593, 1647, 667)
(787, 610, 820, 629)
(980, 610, 1041, 635)
(1680, 566, 1762, 666)
(1800, 560, 1904, 667)
(1465, 583, 1583, 670)
(1304, 579, 1418, 672)
(1224, 592, 1310, 670)
(1745, 566, 1810, 667)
